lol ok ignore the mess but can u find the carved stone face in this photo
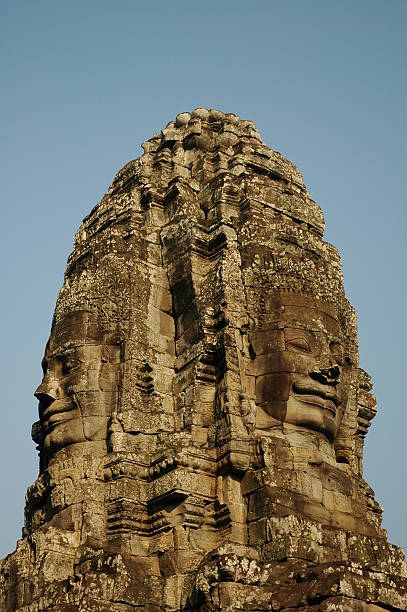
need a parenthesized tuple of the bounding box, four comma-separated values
(34, 311, 121, 459)
(252, 294, 350, 442)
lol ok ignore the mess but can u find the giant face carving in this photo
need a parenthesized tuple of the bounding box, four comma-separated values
(252, 294, 351, 442)
(34, 311, 122, 460)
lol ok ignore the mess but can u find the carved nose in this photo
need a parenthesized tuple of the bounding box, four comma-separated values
(34, 380, 58, 406)
(34, 389, 54, 416)
(34, 390, 53, 403)
(310, 365, 340, 385)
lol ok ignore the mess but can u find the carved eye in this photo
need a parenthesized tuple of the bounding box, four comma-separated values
(60, 356, 80, 375)
(41, 359, 48, 375)
(286, 337, 311, 352)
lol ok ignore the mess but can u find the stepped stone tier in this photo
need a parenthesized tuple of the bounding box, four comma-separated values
(1, 108, 406, 611)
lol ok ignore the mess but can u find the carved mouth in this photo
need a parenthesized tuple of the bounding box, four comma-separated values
(292, 379, 340, 416)
(41, 399, 75, 429)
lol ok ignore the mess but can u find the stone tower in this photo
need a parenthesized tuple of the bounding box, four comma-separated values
(1, 109, 406, 611)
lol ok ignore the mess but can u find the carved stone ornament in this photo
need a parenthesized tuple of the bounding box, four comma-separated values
(1, 109, 406, 611)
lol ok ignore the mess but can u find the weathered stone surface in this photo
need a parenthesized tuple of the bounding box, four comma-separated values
(1, 109, 405, 610)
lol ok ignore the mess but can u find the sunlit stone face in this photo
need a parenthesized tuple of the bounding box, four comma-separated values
(34, 311, 121, 459)
(252, 294, 350, 442)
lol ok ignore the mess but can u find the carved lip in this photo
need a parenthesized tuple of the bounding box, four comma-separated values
(292, 379, 340, 415)
(41, 399, 75, 427)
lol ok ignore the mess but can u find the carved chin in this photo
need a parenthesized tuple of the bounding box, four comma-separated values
(285, 396, 338, 442)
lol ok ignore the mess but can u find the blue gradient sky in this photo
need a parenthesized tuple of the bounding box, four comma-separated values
(1, 1, 406, 558)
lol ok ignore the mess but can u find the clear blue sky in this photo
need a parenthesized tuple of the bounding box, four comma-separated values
(1, 1, 406, 558)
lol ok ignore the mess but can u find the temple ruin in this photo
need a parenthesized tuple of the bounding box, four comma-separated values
(1, 109, 406, 610)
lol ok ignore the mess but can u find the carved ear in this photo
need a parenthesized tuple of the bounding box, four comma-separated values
(101, 343, 122, 364)
(334, 366, 358, 468)
(101, 331, 125, 363)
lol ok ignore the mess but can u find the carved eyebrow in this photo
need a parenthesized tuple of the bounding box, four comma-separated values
(284, 328, 312, 340)
(46, 346, 76, 360)
(282, 324, 322, 333)
(46, 341, 98, 359)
